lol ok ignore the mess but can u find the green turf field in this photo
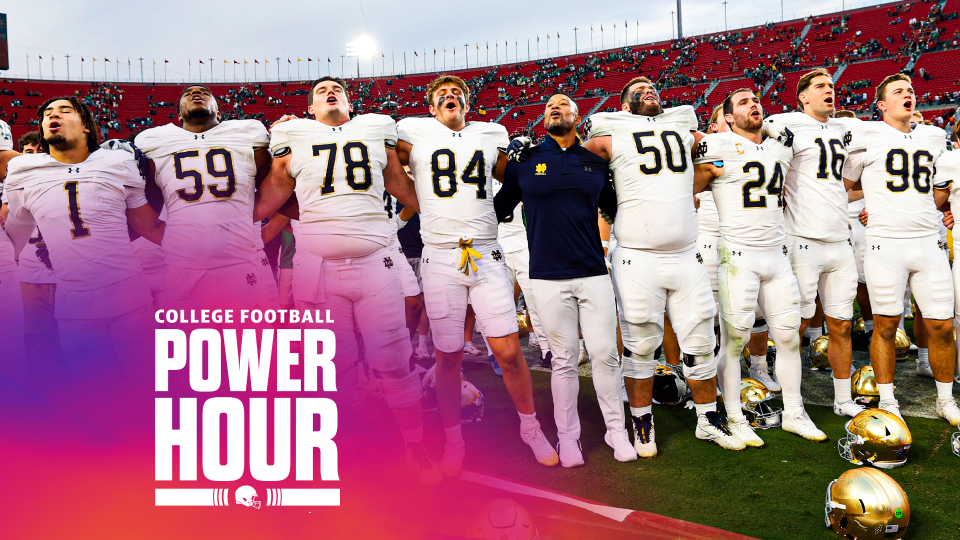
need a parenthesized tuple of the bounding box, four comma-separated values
(457, 361, 960, 540)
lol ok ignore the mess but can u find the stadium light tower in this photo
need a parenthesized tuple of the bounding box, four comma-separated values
(677, 0, 683, 39)
(347, 34, 377, 78)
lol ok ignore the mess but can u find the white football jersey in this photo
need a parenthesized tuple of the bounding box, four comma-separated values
(697, 191, 720, 236)
(0, 119, 12, 150)
(135, 120, 268, 269)
(270, 115, 396, 246)
(492, 179, 527, 252)
(844, 121, 948, 239)
(694, 131, 794, 247)
(4, 150, 147, 291)
(939, 150, 960, 209)
(397, 117, 508, 249)
(769, 112, 850, 242)
(587, 106, 699, 253)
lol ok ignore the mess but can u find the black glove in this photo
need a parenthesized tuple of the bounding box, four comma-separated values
(506, 137, 533, 163)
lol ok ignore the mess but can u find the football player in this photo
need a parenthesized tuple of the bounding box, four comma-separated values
(396, 75, 559, 476)
(583, 77, 740, 456)
(383, 190, 426, 342)
(694, 89, 828, 444)
(134, 85, 271, 311)
(12, 131, 62, 359)
(254, 77, 440, 485)
(3, 97, 163, 388)
(0, 118, 28, 374)
(844, 74, 960, 425)
(766, 69, 863, 417)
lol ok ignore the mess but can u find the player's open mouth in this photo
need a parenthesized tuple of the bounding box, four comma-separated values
(644, 95, 657, 103)
(191, 95, 204, 103)
(445, 101, 457, 110)
(904, 101, 913, 110)
(824, 97, 834, 105)
(549, 110, 562, 118)
(750, 110, 761, 118)
(48, 121, 62, 131)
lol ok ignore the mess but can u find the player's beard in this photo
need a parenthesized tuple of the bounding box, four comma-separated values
(545, 116, 576, 136)
(735, 111, 763, 132)
(627, 92, 662, 116)
(181, 106, 217, 122)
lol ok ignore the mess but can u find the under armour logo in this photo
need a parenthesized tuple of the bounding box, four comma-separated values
(703, 243, 713, 249)
(492, 250, 503, 261)
(383, 257, 394, 268)
(423, 258, 429, 263)
(246, 273, 257, 285)
(872, 245, 880, 250)
(68, 167, 81, 174)
(622, 260, 631, 265)
(797, 245, 809, 250)
(696, 252, 703, 264)
(731, 251, 742, 256)
(260, 257, 269, 266)
(194, 134, 206, 139)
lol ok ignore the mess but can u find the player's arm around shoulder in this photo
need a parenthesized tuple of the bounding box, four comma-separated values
(254, 152, 295, 221)
(384, 146, 419, 213)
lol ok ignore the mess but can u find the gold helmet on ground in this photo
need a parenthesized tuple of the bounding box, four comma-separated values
(853, 317, 866, 335)
(740, 378, 781, 429)
(810, 335, 831, 371)
(517, 313, 530, 337)
(838, 409, 912, 469)
(652, 363, 689, 406)
(825, 468, 910, 539)
(852, 366, 881, 406)
(894, 329, 910, 361)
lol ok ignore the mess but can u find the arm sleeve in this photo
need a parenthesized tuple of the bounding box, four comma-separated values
(494, 125, 509, 151)
(383, 117, 399, 148)
(269, 125, 292, 156)
(693, 135, 726, 165)
(597, 170, 618, 221)
(584, 114, 612, 139)
(250, 121, 271, 148)
(844, 148, 865, 181)
(494, 163, 524, 223)
(125, 186, 149, 209)
(3, 189, 36, 255)
(933, 151, 957, 190)
(396, 119, 414, 145)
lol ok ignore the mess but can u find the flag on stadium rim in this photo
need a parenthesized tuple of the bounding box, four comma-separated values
(165, 60, 169, 63)
(234, 60, 239, 64)
(199, 59, 204, 64)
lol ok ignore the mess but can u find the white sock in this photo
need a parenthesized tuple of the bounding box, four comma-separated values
(807, 326, 823, 341)
(782, 393, 804, 415)
(518, 411, 539, 432)
(445, 423, 464, 445)
(864, 320, 874, 332)
(833, 377, 853, 403)
(898, 318, 905, 331)
(936, 381, 954, 400)
(879, 382, 896, 402)
(417, 335, 428, 349)
(630, 405, 653, 418)
(919, 348, 929, 363)
(751, 355, 768, 372)
(694, 401, 717, 416)
(400, 423, 424, 444)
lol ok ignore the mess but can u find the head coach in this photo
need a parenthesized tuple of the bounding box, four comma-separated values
(493, 94, 635, 468)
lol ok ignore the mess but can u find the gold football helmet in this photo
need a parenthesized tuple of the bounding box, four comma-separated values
(894, 329, 910, 361)
(810, 335, 831, 371)
(852, 366, 881, 406)
(825, 468, 910, 539)
(838, 409, 912, 469)
(853, 317, 866, 335)
(652, 364, 689, 406)
(740, 378, 781, 429)
(517, 313, 530, 337)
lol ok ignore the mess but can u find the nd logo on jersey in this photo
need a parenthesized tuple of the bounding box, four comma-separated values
(535, 163, 547, 175)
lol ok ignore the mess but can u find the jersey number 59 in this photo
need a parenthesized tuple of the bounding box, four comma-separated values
(172, 148, 237, 202)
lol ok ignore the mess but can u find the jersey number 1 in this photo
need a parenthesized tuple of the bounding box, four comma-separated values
(64, 181, 91, 239)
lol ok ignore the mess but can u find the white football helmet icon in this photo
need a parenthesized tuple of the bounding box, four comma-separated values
(235, 485, 261, 509)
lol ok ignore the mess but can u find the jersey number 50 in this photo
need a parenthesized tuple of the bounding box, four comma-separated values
(172, 148, 237, 202)
(632, 130, 688, 175)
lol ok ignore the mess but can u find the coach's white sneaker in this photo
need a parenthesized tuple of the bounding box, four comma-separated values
(557, 440, 585, 468)
(463, 342, 483, 356)
(415, 342, 431, 361)
(407, 442, 443, 486)
(749, 366, 781, 393)
(833, 400, 866, 418)
(725, 417, 765, 448)
(631, 413, 657, 458)
(439, 441, 466, 479)
(604, 429, 639, 462)
(520, 428, 560, 467)
(937, 398, 960, 427)
(879, 398, 905, 422)
(917, 358, 935, 378)
(696, 412, 746, 451)
(782, 410, 828, 442)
